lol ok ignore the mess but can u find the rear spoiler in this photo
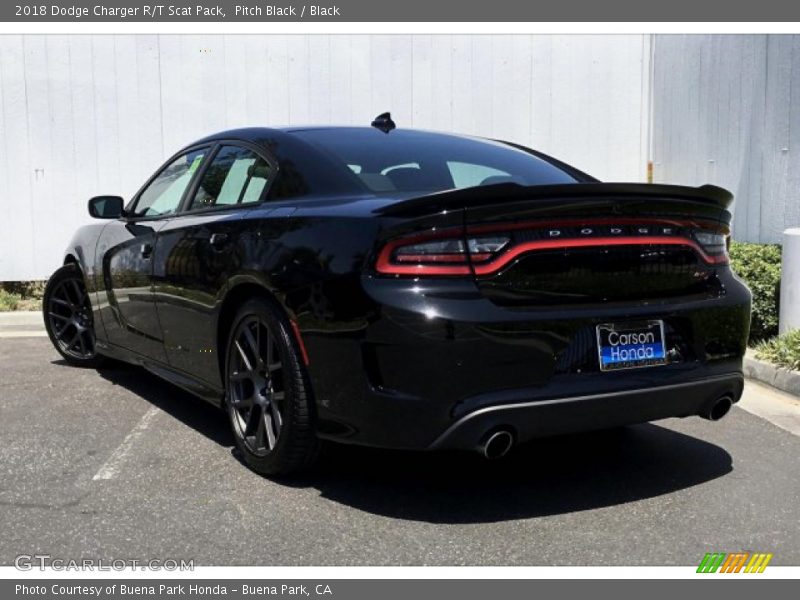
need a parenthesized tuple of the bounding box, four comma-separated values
(375, 182, 734, 218)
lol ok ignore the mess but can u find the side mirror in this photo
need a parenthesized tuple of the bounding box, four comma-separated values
(88, 196, 125, 219)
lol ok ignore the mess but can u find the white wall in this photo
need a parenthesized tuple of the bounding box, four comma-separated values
(0, 34, 651, 281)
(652, 34, 800, 243)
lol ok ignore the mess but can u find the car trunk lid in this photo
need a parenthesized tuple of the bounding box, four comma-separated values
(376, 183, 732, 306)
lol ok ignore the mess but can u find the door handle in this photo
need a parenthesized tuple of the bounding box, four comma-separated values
(209, 233, 229, 249)
(140, 243, 153, 259)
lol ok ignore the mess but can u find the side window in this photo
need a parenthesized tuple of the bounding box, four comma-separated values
(188, 145, 272, 210)
(132, 149, 207, 218)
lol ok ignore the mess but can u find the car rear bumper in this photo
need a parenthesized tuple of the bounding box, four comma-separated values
(303, 269, 751, 451)
(428, 373, 744, 450)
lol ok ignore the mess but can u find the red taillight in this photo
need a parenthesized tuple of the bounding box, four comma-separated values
(375, 219, 729, 277)
(376, 234, 509, 275)
(693, 230, 730, 263)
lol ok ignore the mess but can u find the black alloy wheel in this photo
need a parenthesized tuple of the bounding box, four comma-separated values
(225, 298, 318, 476)
(43, 263, 105, 368)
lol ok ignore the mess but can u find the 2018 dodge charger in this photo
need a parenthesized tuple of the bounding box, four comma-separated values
(43, 116, 752, 475)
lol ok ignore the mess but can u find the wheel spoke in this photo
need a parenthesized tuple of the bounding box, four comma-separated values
(243, 405, 259, 437)
(234, 340, 253, 371)
(255, 321, 262, 366)
(242, 324, 261, 368)
(271, 402, 283, 433)
(51, 319, 67, 336)
(66, 330, 80, 350)
(51, 296, 73, 310)
(255, 411, 267, 449)
(70, 278, 85, 306)
(231, 393, 255, 409)
(60, 282, 76, 308)
(264, 411, 277, 449)
(54, 322, 73, 340)
(266, 331, 275, 367)
(229, 371, 249, 382)
(49, 311, 70, 323)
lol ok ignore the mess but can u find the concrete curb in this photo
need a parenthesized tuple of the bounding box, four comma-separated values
(0, 311, 44, 333)
(744, 350, 800, 397)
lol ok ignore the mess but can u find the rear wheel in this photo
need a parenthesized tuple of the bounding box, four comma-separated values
(43, 263, 105, 368)
(225, 298, 318, 476)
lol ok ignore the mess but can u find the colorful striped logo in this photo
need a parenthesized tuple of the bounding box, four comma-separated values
(697, 552, 773, 573)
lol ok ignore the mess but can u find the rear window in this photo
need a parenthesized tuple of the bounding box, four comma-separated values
(292, 128, 578, 194)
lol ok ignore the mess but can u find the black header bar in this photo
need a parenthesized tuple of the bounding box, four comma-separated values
(4, 0, 800, 22)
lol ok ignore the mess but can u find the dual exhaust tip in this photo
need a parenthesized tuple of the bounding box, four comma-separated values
(701, 394, 734, 421)
(476, 393, 734, 459)
(477, 430, 514, 460)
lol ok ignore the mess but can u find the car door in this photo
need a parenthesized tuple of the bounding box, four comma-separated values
(152, 143, 276, 385)
(95, 147, 210, 361)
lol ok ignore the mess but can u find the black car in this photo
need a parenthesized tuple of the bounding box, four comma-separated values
(43, 118, 751, 476)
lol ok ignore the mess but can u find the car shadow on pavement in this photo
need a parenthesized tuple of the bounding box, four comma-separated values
(89, 360, 234, 448)
(88, 360, 732, 524)
(295, 425, 732, 524)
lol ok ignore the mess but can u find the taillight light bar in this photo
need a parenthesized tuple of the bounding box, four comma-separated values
(376, 218, 730, 277)
(375, 231, 510, 275)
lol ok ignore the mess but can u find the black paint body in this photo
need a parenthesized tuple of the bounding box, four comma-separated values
(63, 127, 751, 451)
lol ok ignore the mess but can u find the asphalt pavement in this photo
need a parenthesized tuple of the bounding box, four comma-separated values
(1, 334, 799, 566)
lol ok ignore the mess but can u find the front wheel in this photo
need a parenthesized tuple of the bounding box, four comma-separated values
(225, 298, 319, 476)
(43, 263, 105, 368)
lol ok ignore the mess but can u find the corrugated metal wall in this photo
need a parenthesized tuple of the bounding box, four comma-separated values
(652, 34, 800, 243)
(0, 34, 650, 281)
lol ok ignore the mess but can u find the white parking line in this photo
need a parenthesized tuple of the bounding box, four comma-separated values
(92, 406, 161, 481)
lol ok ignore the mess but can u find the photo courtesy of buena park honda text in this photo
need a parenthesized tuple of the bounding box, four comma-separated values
(0, 0, 798, 597)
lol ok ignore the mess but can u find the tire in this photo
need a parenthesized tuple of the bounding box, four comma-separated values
(224, 298, 319, 476)
(43, 263, 105, 368)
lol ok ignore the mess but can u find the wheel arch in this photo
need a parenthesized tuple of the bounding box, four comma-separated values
(215, 280, 299, 384)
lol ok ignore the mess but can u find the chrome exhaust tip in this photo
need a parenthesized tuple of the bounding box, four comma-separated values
(702, 395, 733, 421)
(479, 430, 514, 459)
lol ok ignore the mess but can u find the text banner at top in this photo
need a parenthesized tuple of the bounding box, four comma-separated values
(4, 0, 800, 22)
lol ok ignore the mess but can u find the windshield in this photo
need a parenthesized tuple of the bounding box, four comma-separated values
(291, 128, 579, 195)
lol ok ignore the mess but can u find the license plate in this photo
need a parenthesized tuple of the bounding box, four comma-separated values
(596, 320, 667, 371)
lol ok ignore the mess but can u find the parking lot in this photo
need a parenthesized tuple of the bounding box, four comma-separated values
(2, 334, 799, 566)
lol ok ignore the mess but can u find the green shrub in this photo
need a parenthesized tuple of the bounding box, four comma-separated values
(0, 289, 21, 311)
(0, 281, 45, 311)
(1, 280, 45, 298)
(729, 241, 782, 342)
(755, 329, 800, 371)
